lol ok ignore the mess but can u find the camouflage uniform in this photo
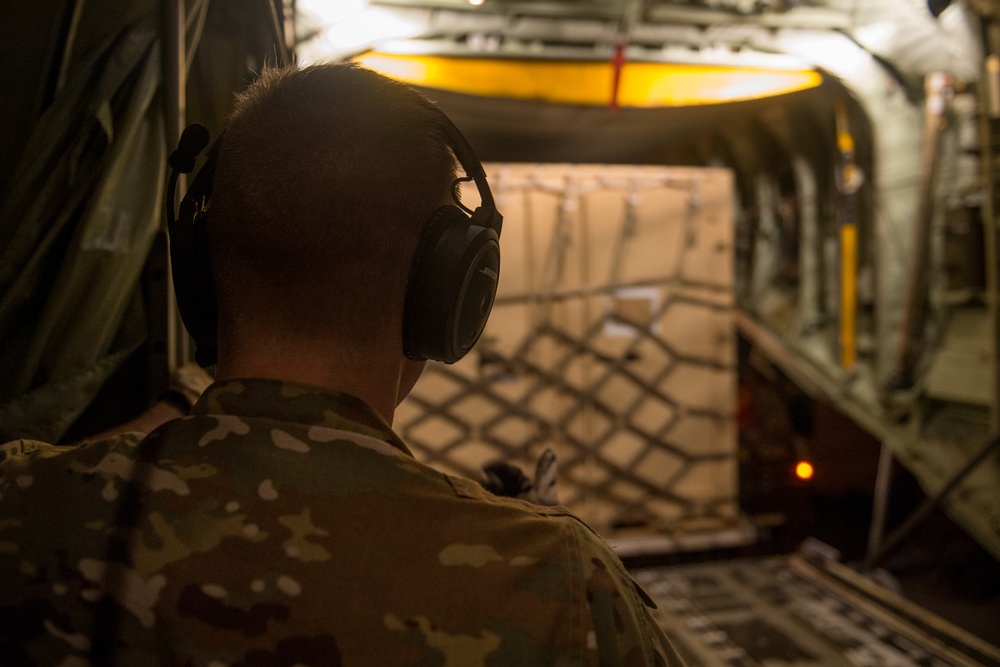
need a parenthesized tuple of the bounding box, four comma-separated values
(0, 379, 683, 666)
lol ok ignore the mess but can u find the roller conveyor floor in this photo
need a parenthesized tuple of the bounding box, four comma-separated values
(631, 544, 1000, 667)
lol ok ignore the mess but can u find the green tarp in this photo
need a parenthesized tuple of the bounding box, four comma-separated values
(0, 0, 277, 442)
(0, 20, 164, 442)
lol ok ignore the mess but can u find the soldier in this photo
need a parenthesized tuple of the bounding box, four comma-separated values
(0, 62, 683, 666)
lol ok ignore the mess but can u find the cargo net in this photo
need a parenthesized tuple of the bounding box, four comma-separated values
(396, 164, 739, 536)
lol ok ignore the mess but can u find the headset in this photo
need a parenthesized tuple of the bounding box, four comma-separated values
(165, 109, 502, 367)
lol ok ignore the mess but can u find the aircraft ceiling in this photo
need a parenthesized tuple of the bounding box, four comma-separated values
(299, 0, 981, 88)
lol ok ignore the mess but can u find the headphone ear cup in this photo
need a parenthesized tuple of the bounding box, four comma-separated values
(169, 207, 218, 367)
(404, 205, 500, 363)
(167, 130, 221, 367)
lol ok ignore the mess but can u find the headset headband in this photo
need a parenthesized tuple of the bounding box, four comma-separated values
(435, 110, 502, 234)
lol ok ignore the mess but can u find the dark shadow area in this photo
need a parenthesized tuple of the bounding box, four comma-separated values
(734, 342, 1000, 646)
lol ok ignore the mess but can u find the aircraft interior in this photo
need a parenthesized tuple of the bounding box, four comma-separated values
(1, 0, 999, 665)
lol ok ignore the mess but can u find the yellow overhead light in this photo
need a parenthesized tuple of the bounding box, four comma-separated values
(354, 52, 823, 107)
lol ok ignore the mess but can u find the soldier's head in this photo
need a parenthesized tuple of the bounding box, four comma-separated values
(209, 63, 457, 361)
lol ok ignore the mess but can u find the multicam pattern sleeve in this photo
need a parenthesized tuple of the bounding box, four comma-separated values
(0, 379, 684, 666)
(572, 521, 680, 667)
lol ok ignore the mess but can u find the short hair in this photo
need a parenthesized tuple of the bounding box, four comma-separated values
(209, 62, 458, 350)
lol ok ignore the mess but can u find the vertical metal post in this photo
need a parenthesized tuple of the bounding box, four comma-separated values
(864, 441, 894, 570)
(835, 96, 860, 369)
(981, 52, 1000, 434)
(264, 0, 290, 65)
(162, 0, 189, 370)
(886, 72, 953, 390)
